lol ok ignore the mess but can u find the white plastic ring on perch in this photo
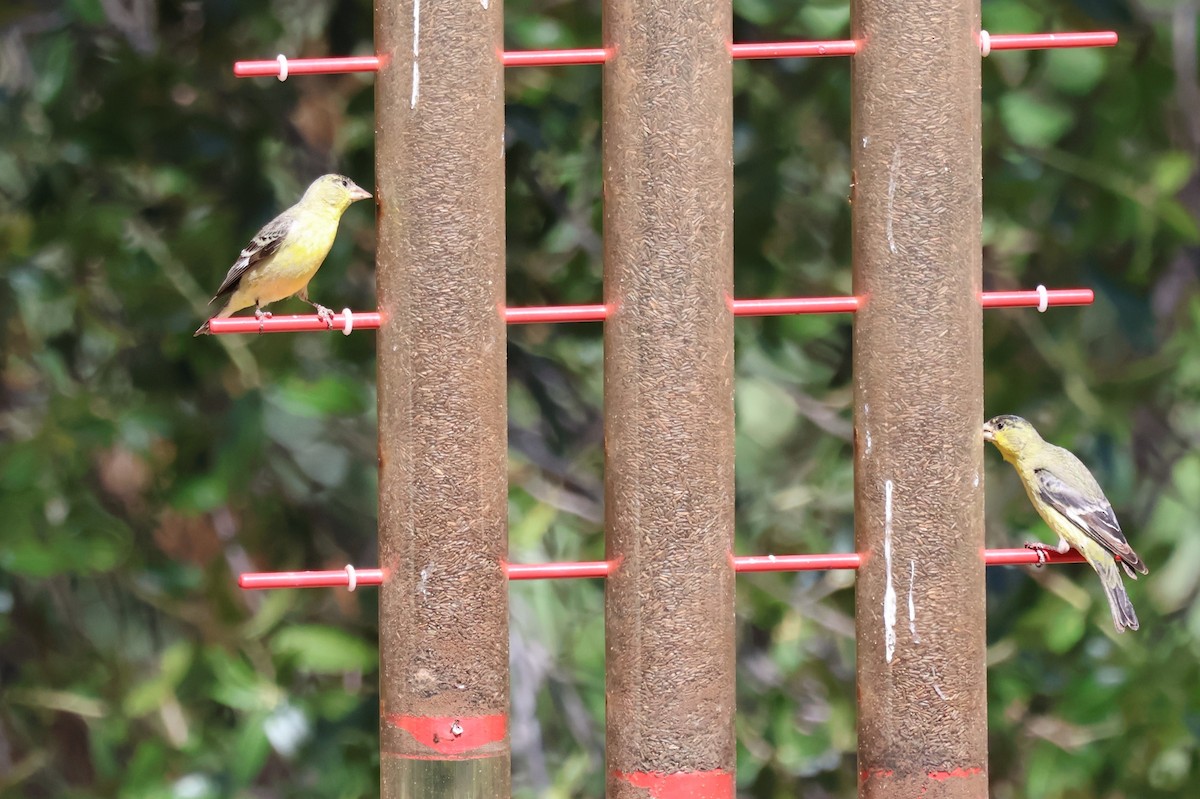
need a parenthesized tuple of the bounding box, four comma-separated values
(1036, 284, 1048, 313)
(277, 54, 289, 81)
(979, 30, 991, 57)
(345, 564, 357, 591)
(342, 308, 354, 336)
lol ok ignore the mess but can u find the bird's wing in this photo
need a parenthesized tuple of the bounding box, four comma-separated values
(1033, 466, 1143, 570)
(210, 213, 294, 300)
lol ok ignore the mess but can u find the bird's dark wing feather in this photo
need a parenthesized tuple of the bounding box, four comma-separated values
(210, 214, 293, 301)
(1034, 467, 1148, 575)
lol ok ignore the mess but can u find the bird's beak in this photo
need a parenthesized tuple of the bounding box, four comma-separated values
(348, 183, 373, 201)
(982, 422, 995, 442)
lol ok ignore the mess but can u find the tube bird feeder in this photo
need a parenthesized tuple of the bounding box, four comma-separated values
(851, 0, 989, 795)
(374, 1, 510, 796)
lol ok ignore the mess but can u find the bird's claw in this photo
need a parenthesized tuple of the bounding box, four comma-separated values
(254, 309, 272, 334)
(1023, 541, 1050, 567)
(315, 304, 335, 329)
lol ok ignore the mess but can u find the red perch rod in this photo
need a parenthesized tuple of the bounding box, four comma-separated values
(237, 548, 1088, 589)
(233, 31, 1117, 77)
(202, 287, 1093, 334)
(989, 31, 1117, 50)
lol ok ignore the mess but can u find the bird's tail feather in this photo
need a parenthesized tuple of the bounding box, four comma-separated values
(195, 301, 236, 336)
(1089, 553, 1139, 632)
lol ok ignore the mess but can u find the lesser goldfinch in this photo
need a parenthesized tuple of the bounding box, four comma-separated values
(194, 174, 372, 336)
(983, 415, 1148, 632)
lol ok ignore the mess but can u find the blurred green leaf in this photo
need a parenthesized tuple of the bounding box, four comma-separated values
(1148, 746, 1192, 791)
(1044, 48, 1106, 96)
(66, 0, 105, 24)
(999, 91, 1075, 148)
(1043, 606, 1087, 654)
(206, 648, 280, 713)
(1, 510, 126, 577)
(981, 0, 1043, 32)
(229, 713, 273, 785)
(1151, 152, 1195, 196)
(271, 625, 378, 675)
(734, 0, 784, 26)
(736, 378, 800, 448)
(270, 374, 369, 418)
(797, 5, 850, 37)
(170, 475, 228, 514)
(241, 587, 300, 640)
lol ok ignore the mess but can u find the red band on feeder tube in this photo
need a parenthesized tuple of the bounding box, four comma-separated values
(610, 769, 734, 798)
(383, 714, 508, 758)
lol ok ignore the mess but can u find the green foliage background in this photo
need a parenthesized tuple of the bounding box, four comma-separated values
(2, 0, 1198, 797)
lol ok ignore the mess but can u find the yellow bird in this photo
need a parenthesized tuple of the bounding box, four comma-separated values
(194, 174, 372, 335)
(983, 415, 1148, 632)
